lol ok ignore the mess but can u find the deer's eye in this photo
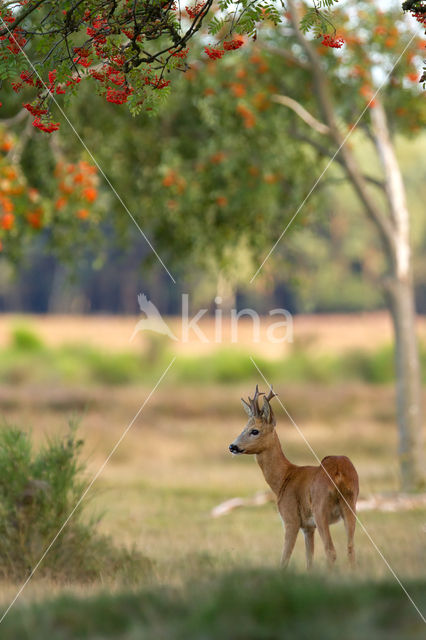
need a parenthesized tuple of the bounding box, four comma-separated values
(250, 429, 260, 436)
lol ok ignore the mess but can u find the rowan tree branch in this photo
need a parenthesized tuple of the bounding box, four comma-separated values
(293, 131, 385, 190)
(0, 108, 28, 126)
(272, 94, 330, 135)
(286, 0, 396, 261)
(0, 0, 46, 37)
(272, 88, 385, 190)
(6, 112, 34, 165)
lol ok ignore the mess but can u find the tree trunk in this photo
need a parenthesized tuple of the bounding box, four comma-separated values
(385, 278, 423, 490)
(283, 0, 423, 489)
(216, 271, 236, 312)
(370, 100, 424, 491)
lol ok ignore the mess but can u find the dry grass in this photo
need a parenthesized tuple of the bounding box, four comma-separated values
(0, 313, 424, 619)
(0, 380, 424, 611)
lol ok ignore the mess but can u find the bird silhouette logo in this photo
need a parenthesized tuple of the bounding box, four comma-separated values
(130, 293, 178, 342)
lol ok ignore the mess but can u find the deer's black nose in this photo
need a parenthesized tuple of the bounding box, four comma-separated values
(229, 443, 241, 454)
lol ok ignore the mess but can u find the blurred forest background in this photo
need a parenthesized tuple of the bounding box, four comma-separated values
(0, 1, 425, 316)
(0, 128, 425, 316)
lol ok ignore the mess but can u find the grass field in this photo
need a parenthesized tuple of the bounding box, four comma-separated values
(2, 311, 426, 355)
(1, 315, 426, 386)
(0, 314, 424, 637)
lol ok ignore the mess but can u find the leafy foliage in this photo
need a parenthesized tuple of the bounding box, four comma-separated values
(0, 0, 424, 272)
(0, 0, 365, 129)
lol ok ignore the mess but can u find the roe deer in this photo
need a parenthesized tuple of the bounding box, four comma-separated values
(229, 385, 359, 569)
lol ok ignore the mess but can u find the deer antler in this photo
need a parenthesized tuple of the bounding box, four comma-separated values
(241, 385, 275, 418)
(265, 386, 277, 403)
(247, 384, 265, 417)
(262, 385, 277, 425)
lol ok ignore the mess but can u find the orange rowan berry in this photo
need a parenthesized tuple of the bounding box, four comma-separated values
(162, 171, 177, 187)
(27, 209, 43, 228)
(83, 187, 97, 202)
(230, 83, 246, 97)
(406, 72, 419, 82)
(1, 213, 14, 229)
(210, 151, 226, 164)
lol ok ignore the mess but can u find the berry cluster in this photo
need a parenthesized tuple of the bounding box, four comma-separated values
(185, 3, 206, 20)
(204, 47, 226, 60)
(223, 37, 245, 51)
(0, 1, 250, 133)
(0, 128, 99, 252)
(403, 0, 426, 27)
(321, 34, 345, 49)
(205, 36, 245, 60)
(33, 118, 60, 133)
(54, 161, 98, 213)
(0, 130, 42, 239)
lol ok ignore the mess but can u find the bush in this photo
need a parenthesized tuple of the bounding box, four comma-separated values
(279, 351, 336, 383)
(341, 347, 395, 383)
(0, 421, 152, 582)
(173, 350, 279, 384)
(10, 326, 45, 351)
(86, 350, 144, 384)
(57, 345, 144, 384)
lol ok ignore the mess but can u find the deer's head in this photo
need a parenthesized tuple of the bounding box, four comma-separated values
(229, 385, 277, 455)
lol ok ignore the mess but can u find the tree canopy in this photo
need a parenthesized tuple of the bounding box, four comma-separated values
(0, 0, 424, 271)
(0, 0, 424, 133)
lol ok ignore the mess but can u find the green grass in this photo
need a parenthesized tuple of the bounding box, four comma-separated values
(1, 324, 422, 385)
(0, 570, 424, 639)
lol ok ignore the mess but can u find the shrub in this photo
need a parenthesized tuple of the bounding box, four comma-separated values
(341, 347, 395, 384)
(0, 421, 152, 582)
(173, 350, 280, 384)
(10, 326, 45, 351)
(86, 350, 143, 384)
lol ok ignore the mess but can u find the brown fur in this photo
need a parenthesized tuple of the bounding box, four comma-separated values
(229, 393, 359, 569)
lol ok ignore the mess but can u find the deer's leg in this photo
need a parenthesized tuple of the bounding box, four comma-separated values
(314, 509, 336, 568)
(303, 528, 315, 570)
(280, 522, 299, 569)
(340, 499, 356, 569)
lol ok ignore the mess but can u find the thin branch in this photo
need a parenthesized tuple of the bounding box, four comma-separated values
(293, 131, 385, 190)
(272, 94, 330, 135)
(0, 0, 46, 37)
(6, 111, 33, 165)
(360, 175, 386, 190)
(285, 0, 396, 259)
(0, 108, 28, 126)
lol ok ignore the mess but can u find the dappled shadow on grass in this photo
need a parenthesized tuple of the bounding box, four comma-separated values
(0, 568, 424, 640)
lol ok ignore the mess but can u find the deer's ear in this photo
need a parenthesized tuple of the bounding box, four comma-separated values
(262, 397, 276, 426)
(241, 398, 253, 417)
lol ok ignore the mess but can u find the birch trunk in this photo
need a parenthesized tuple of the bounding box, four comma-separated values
(283, 0, 423, 489)
(370, 100, 424, 491)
